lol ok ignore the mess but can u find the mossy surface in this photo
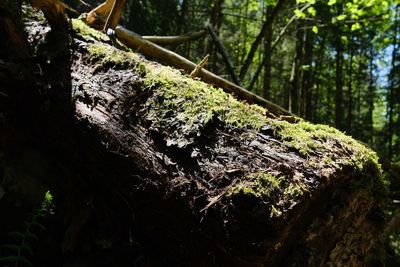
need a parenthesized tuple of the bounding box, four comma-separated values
(81, 34, 384, 210)
(228, 171, 308, 217)
(71, 19, 110, 43)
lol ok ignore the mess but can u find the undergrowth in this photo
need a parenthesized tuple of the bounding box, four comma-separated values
(0, 191, 53, 267)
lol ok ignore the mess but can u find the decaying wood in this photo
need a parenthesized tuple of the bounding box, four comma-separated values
(0, 3, 388, 267)
(115, 26, 291, 116)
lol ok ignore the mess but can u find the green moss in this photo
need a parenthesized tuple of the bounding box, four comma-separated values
(84, 42, 383, 188)
(266, 119, 381, 174)
(143, 65, 268, 131)
(71, 19, 110, 43)
(227, 171, 307, 217)
(228, 172, 283, 200)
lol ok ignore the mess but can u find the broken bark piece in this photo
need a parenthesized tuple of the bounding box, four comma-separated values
(85, 0, 126, 31)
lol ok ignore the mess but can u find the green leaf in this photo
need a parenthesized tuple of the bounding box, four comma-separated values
(351, 22, 361, 31)
(337, 14, 347, 21)
(307, 7, 317, 16)
(43, 191, 53, 206)
(328, 0, 336, 6)
(312, 26, 318, 34)
(341, 35, 348, 44)
(294, 9, 306, 18)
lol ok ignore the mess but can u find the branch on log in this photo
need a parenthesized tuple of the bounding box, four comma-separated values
(115, 26, 291, 116)
(207, 25, 243, 86)
(190, 54, 209, 78)
(142, 29, 207, 45)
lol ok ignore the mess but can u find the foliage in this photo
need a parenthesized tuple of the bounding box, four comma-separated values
(0, 191, 54, 267)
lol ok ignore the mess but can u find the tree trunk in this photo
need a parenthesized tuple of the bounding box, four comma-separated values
(300, 27, 313, 120)
(335, 32, 344, 131)
(239, 0, 286, 81)
(262, 6, 273, 100)
(368, 42, 375, 145)
(0, 5, 387, 267)
(387, 4, 399, 160)
(347, 36, 354, 134)
(289, 22, 304, 115)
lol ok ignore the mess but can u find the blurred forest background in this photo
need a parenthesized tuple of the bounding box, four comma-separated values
(70, 0, 400, 164)
(70, 0, 400, 166)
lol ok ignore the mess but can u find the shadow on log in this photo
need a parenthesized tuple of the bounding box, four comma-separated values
(0, 4, 389, 267)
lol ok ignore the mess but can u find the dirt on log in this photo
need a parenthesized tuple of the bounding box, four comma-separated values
(0, 7, 387, 267)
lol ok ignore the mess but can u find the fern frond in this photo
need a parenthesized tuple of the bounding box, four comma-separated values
(34, 222, 46, 230)
(1, 244, 33, 255)
(24, 230, 38, 241)
(0, 255, 33, 266)
(1, 244, 21, 252)
(9, 231, 25, 240)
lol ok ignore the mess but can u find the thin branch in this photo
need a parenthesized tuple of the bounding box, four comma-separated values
(142, 29, 207, 45)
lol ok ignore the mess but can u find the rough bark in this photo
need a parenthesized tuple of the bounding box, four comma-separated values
(0, 5, 387, 267)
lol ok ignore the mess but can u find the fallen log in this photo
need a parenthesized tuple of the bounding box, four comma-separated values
(0, 5, 389, 267)
(115, 25, 290, 116)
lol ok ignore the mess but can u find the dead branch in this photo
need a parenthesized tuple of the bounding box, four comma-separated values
(142, 29, 207, 45)
(190, 54, 209, 78)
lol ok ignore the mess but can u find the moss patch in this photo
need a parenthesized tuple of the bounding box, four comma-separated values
(229, 172, 282, 200)
(71, 19, 110, 43)
(228, 171, 307, 217)
(84, 41, 384, 196)
(266, 119, 381, 175)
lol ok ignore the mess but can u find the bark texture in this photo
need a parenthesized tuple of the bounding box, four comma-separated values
(0, 7, 387, 267)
